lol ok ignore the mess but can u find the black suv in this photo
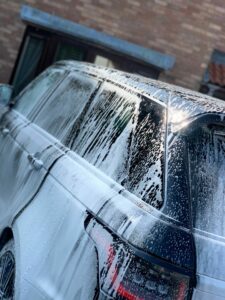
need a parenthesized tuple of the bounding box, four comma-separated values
(0, 61, 224, 299)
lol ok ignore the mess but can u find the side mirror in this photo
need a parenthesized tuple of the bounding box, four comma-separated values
(0, 84, 13, 106)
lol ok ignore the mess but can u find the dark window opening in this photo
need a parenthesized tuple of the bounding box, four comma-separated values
(54, 42, 85, 62)
(12, 34, 45, 96)
(200, 49, 225, 101)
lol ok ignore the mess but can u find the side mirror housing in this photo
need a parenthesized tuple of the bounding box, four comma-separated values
(0, 84, 13, 106)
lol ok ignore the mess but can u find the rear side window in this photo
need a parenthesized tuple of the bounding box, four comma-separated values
(188, 127, 225, 237)
(14, 67, 65, 117)
(69, 82, 166, 208)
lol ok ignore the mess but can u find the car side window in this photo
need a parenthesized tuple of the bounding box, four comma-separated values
(188, 127, 225, 237)
(33, 73, 99, 143)
(13, 67, 65, 117)
(32, 75, 165, 208)
(69, 82, 166, 208)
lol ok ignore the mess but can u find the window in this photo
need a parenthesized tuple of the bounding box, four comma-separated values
(94, 55, 115, 68)
(69, 82, 166, 208)
(54, 42, 85, 62)
(14, 67, 65, 117)
(33, 73, 99, 143)
(10, 26, 160, 96)
(200, 49, 225, 100)
(188, 126, 225, 237)
(30, 73, 165, 208)
(12, 35, 45, 96)
(11, 27, 87, 96)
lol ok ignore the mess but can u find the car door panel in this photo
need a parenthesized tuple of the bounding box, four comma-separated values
(0, 69, 67, 225)
(0, 121, 68, 225)
(0, 132, 47, 224)
(15, 121, 67, 169)
(49, 151, 124, 213)
(14, 173, 98, 300)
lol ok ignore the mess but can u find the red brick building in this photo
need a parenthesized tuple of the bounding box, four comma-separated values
(1, 0, 225, 98)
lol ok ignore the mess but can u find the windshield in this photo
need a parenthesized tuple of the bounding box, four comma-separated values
(188, 126, 225, 237)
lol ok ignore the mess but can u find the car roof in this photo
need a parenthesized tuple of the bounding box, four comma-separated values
(55, 60, 225, 131)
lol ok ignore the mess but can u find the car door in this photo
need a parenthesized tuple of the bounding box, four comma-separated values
(0, 66, 67, 225)
(11, 68, 105, 299)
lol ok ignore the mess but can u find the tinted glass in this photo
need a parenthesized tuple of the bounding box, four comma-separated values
(14, 67, 65, 117)
(54, 42, 85, 62)
(33, 73, 98, 142)
(12, 35, 45, 96)
(69, 82, 166, 207)
(188, 127, 225, 237)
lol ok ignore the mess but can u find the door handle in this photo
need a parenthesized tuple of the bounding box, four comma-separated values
(27, 153, 43, 170)
(2, 127, 10, 136)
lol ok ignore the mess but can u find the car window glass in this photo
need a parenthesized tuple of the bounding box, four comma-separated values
(69, 82, 166, 208)
(33, 73, 99, 143)
(14, 67, 65, 117)
(188, 127, 225, 237)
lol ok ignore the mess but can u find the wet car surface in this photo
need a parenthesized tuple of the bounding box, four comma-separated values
(0, 61, 225, 299)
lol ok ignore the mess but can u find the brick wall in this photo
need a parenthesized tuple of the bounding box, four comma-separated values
(0, 0, 225, 91)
